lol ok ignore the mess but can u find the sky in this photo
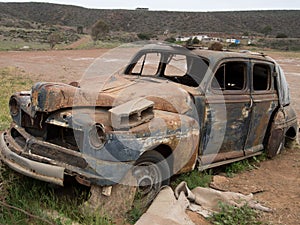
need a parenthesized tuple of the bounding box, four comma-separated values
(1, 0, 300, 11)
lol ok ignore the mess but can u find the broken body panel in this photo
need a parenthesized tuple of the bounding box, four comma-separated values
(0, 44, 298, 188)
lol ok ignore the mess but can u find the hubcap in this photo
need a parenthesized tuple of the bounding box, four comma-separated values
(133, 162, 162, 202)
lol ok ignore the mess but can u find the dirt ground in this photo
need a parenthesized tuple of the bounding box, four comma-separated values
(0, 49, 299, 225)
(0, 49, 108, 83)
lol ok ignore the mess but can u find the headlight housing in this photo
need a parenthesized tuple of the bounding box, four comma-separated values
(9, 97, 20, 117)
(89, 123, 106, 149)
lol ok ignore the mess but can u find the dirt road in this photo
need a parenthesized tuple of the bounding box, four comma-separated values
(0, 49, 299, 225)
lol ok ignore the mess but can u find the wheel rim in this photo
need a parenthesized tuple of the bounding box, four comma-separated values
(132, 162, 162, 203)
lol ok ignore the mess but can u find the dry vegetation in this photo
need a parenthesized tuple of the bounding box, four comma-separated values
(0, 2, 300, 38)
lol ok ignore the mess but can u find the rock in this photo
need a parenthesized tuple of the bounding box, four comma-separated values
(209, 175, 230, 191)
(83, 171, 137, 219)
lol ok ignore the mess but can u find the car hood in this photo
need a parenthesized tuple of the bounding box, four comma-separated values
(31, 74, 193, 115)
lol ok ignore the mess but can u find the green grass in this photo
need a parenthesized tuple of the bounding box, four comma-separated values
(209, 203, 262, 225)
(0, 164, 113, 225)
(126, 200, 145, 225)
(224, 154, 266, 177)
(171, 170, 213, 189)
(0, 67, 33, 131)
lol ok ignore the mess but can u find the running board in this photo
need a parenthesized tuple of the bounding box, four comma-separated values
(198, 152, 262, 171)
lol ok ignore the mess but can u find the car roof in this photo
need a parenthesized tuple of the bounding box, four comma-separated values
(193, 49, 275, 63)
(139, 43, 275, 63)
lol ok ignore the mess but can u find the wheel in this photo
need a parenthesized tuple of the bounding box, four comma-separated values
(132, 151, 170, 208)
(265, 110, 286, 158)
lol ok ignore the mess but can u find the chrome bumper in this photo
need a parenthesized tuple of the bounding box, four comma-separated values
(0, 132, 65, 186)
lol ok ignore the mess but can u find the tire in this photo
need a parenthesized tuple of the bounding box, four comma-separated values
(266, 127, 285, 158)
(265, 110, 286, 158)
(132, 151, 170, 208)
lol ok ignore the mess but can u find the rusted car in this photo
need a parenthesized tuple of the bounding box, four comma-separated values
(0, 44, 298, 200)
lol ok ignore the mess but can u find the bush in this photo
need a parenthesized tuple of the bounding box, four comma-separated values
(164, 37, 176, 43)
(192, 37, 200, 45)
(48, 32, 62, 49)
(137, 33, 151, 40)
(276, 33, 288, 38)
(91, 19, 109, 42)
(77, 25, 84, 34)
(209, 42, 223, 51)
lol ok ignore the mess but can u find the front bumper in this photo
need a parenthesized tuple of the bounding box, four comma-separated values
(0, 124, 132, 186)
(0, 132, 65, 185)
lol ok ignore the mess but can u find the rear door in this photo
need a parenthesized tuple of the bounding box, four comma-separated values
(244, 60, 278, 155)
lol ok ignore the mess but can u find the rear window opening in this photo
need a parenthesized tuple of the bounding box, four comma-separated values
(253, 64, 271, 91)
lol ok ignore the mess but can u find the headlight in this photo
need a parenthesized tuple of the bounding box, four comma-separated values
(9, 97, 20, 116)
(89, 123, 106, 149)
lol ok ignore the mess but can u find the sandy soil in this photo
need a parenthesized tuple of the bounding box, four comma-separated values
(0, 49, 108, 83)
(0, 49, 299, 225)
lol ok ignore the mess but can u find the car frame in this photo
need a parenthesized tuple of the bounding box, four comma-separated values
(0, 44, 298, 200)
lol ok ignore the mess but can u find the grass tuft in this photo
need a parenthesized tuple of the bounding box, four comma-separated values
(0, 165, 114, 225)
(224, 154, 267, 177)
(171, 170, 213, 190)
(209, 202, 262, 225)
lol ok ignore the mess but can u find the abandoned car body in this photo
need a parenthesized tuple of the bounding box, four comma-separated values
(0, 44, 298, 199)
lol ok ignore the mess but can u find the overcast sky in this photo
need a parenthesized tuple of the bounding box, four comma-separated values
(2, 0, 300, 11)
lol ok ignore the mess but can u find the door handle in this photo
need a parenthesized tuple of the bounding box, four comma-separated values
(246, 98, 253, 110)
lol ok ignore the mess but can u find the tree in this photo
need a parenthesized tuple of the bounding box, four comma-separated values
(137, 33, 151, 40)
(192, 37, 200, 45)
(48, 32, 62, 49)
(261, 25, 272, 37)
(186, 37, 193, 46)
(77, 25, 84, 34)
(91, 20, 109, 42)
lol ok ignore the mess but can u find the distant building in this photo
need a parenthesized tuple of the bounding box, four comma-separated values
(176, 36, 192, 42)
(212, 37, 222, 42)
(226, 39, 241, 44)
(176, 35, 210, 42)
(136, 7, 149, 11)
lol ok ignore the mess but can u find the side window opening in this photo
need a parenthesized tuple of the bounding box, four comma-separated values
(253, 64, 271, 91)
(212, 62, 246, 91)
(163, 54, 206, 87)
(131, 53, 161, 76)
(164, 54, 187, 77)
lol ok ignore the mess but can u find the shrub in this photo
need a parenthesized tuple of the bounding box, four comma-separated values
(91, 19, 109, 42)
(192, 37, 200, 45)
(276, 33, 288, 38)
(209, 203, 262, 225)
(48, 32, 62, 49)
(164, 37, 176, 43)
(137, 33, 151, 40)
(209, 42, 223, 51)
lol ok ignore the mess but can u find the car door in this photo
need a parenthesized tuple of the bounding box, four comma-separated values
(244, 60, 279, 155)
(200, 59, 252, 165)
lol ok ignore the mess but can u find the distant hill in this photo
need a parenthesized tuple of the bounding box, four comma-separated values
(0, 2, 300, 37)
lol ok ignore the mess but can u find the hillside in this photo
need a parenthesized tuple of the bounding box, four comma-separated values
(0, 2, 300, 37)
